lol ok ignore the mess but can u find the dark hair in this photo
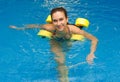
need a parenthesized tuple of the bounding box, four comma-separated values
(50, 7, 68, 19)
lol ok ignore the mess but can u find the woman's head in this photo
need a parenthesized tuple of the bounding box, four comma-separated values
(50, 7, 68, 31)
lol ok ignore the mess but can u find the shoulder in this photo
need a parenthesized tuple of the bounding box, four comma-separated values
(68, 24, 76, 28)
(68, 24, 84, 34)
(42, 24, 55, 31)
(68, 24, 80, 30)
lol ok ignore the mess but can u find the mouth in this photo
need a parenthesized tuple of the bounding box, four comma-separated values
(56, 24, 64, 31)
(56, 24, 65, 28)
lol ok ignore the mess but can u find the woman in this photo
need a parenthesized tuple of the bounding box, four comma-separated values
(10, 7, 98, 82)
(10, 7, 98, 63)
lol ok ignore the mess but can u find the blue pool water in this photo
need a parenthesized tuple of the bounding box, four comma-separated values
(0, 0, 120, 82)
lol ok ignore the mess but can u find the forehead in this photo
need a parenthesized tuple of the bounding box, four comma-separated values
(52, 11, 65, 19)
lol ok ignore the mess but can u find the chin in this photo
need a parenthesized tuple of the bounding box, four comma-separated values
(57, 26, 64, 31)
(59, 29, 64, 31)
(57, 28, 64, 31)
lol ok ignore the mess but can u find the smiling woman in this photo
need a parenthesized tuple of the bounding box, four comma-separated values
(10, 7, 98, 63)
(1, 0, 119, 81)
(38, 15, 89, 41)
(9, 7, 98, 82)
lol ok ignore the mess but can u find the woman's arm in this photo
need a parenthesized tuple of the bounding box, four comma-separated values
(83, 31, 98, 54)
(9, 24, 55, 32)
(83, 31, 98, 64)
(70, 25, 98, 64)
(9, 24, 42, 30)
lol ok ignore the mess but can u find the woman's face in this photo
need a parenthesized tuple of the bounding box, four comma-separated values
(52, 11, 68, 31)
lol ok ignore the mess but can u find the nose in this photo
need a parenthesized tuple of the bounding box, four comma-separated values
(57, 21, 61, 26)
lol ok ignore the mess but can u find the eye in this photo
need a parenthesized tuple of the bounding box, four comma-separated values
(53, 19, 57, 22)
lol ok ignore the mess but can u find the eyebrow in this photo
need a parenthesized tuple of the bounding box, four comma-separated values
(53, 17, 64, 21)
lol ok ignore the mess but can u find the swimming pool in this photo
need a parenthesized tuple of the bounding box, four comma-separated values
(0, 0, 120, 82)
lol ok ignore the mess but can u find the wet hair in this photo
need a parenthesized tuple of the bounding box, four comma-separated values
(50, 7, 68, 19)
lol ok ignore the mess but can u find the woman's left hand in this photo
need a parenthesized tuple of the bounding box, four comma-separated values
(86, 53, 96, 64)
